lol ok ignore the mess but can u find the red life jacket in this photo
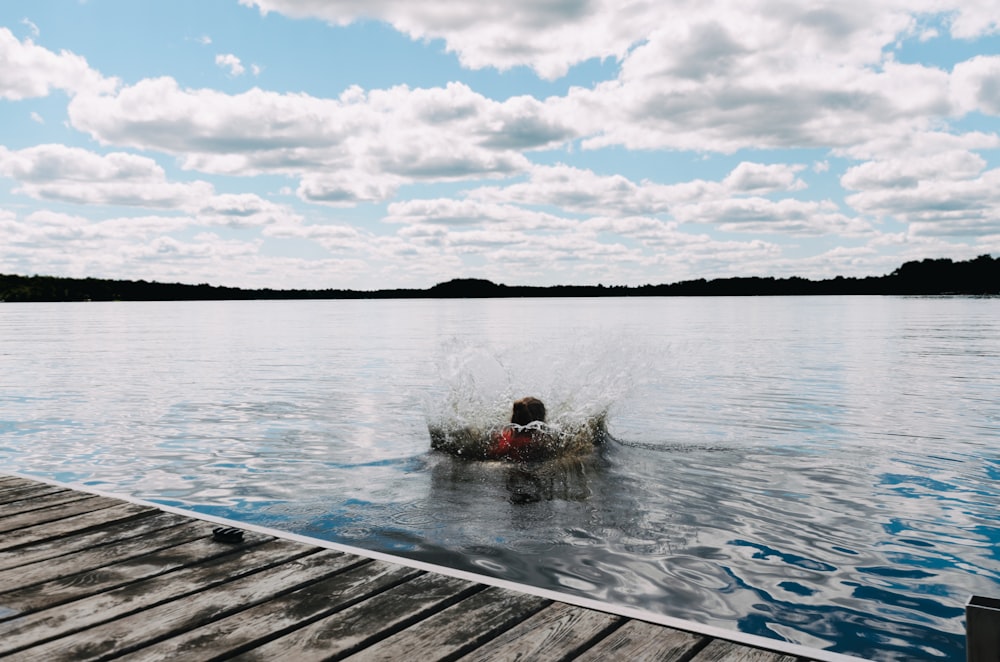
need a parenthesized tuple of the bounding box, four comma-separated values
(489, 427, 536, 460)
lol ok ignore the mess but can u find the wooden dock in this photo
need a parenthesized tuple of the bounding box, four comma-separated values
(0, 474, 857, 661)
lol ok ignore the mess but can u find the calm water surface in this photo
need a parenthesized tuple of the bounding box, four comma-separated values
(1, 296, 998, 660)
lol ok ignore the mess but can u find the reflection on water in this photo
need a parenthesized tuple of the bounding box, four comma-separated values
(1, 296, 998, 661)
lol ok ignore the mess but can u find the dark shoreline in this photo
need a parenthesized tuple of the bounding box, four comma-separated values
(1, 254, 997, 302)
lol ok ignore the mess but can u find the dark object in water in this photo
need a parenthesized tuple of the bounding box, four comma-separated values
(511, 397, 546, 426)
(212, 526, 245, 544)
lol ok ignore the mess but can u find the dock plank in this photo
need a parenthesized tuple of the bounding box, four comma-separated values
(0, 495, 114, 532)
(573, 619, 707, 661)
(0, 530, 273, 619)
(340, 585, 551, 661)
(0, 510, 190, 571)
(0, 538, 312, 657)
(0, 482, 67, 505)
(692, 639, 800, 662)
(0, 502, 155, 551)
(0, 479, 66, 505)
(116, 560, 424, 662)
(233, 571, 483, 662)
(0, 520, 209, 593)
(456, 600, 622, 661)
(15, 548, 359, 660)
(0, 488, 105, 517)
(0, 476, 65, 494)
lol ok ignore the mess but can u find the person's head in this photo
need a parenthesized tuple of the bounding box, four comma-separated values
(511, 397, 546, 426)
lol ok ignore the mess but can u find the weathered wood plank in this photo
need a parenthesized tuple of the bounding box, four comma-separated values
(0, 510, 188, 571)
(0, 538, 317, 657)
(340, 585, 551, 661)
(0, 502, 155, 551)
(0, 528, 273, 620)
(0, 495, 123, 533)
(0, 477, 62, 494)
(0, 488, 101, 517)
(233, 571, 483, 662)
(116, 561, 424, 662)
(15, 548, 360, 661)
(0, 483, 72, 506)
(690, 638, 799, 662)
(573, 618, 706, 661)
(0, 477, 64, 495)
(0, 520, 210, 596)
(456, 600, 622, 662)
(0, 475, 49, 489)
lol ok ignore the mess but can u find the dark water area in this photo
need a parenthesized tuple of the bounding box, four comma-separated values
(1, 296, 998, 660)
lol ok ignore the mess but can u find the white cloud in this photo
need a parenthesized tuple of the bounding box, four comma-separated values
(296, 173, 404, 207)
(672, 197, 872, 236)
(836, 128, 1000, 161)
(465, 163, 855, 235)
(722, 162, 807, 194)
(215, 53, 245, 76)
(21, 18, 40, 37)
(237, 0, 999, 80)
(566, 35, 955, 154)
(29, 111, 44, 124)
(264, 221, 362, 242)
(951, 56, 1000, 116)
(20, 210, 189, 241)
(54, 2, 987, 179)
(138, 233, 261, 261)
(239, 0, 648, 80)
(0, 210, 195, 281)
(0, 144, 301, 227)
(945, 1, 1000, 40)
(195, 193, 303, 228)
(385, 198, 574, 230)
(373, 190, 796, 284)
(470, 164, 694, 216)
(841, 150, 986, 190)
(0, 144, 214, 208)
(760, 245, 894, 279)
(0, 207, 380, 289)
(843, 151, 1000, 236)
(374, 186, 858, 282)
(67, 79, 556, 203)
(0, 27, 117, 100)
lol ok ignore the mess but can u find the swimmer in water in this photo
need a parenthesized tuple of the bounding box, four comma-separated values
(488, 396, 546, 461)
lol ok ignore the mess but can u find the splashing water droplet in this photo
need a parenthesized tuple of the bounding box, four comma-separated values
(425, 333, 654, 457)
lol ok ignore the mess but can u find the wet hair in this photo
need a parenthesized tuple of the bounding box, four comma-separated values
(511, 397, 546, 426)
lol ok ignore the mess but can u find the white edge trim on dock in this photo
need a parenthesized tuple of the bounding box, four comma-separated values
(5, 470, 867, 662)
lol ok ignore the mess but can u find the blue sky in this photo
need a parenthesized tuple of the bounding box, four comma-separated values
(1, 1, 998, 288)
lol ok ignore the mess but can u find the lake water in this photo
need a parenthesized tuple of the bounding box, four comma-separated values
(1, 296, 998, 660)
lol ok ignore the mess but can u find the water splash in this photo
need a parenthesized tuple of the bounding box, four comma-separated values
(424, 334, 647, 458)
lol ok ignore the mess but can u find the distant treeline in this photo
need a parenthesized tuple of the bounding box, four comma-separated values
(1, 254, 997, 302)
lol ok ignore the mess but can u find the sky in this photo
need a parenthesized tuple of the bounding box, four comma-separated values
(0, 1, 998, 289)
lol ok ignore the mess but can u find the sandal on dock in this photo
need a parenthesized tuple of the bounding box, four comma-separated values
(212, 526, 245, 544)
